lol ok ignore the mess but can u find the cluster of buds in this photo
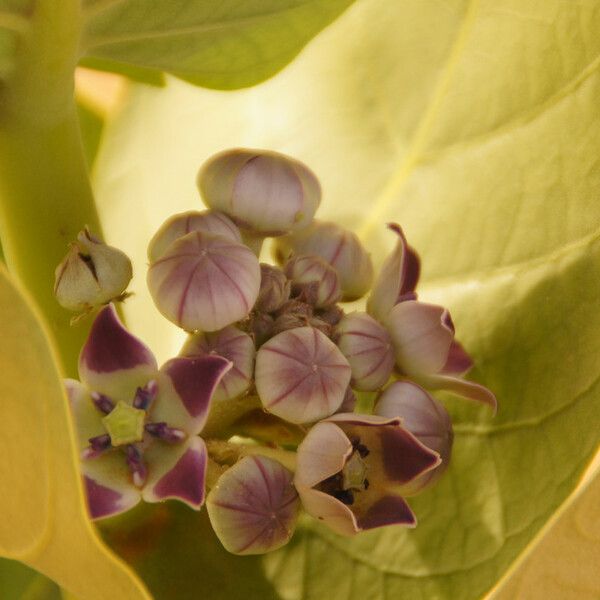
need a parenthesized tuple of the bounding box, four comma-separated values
(57, 148, 495, 556)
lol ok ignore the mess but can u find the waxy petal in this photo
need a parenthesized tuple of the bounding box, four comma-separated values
(65, 379, 104, 446)
(84, 474, 141, 520)
(180, 326, 255, 402)
(255, 327, 352, 424)
(274, 221, 374, 301)
(356, 495, 416, 530)
(420, 373, 498, 413)
(148, 210, 242, 262)
(295, 421, 353, 488)
(367, 224, 420, 322)
(147, 231, 261, 332)
(142, 436, 207, 509)
(387, 301, 454, 376)
(207, 456, 299, 555)
(375, 382, 453, 494)
(335, 312, 394, 391)
(153, 356, 232, 434)
(79, 305, 158, 400)
(297, 487, 358, 536)
(441, 340, 474, 374)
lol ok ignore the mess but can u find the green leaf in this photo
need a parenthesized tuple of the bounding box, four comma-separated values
(93, 0, 600, 598)
(80, 0, 356, 90)
(0, 559, 60, 600)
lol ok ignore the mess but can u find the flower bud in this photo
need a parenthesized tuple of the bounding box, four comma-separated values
(147, 230, 260, 332)
(197, 148, 321, 235)
(207, 455, 299, 555)
(255, 326, 351, 424)
(147, 210, 241, 262)
(274, 221, 373, 301)
(374, 382, 453, 495)
(285, 255, 341, 308)
(255, 264, 290, 313)
(180, 326, 255, 402)
(334, 312, 394, 391)
(54, 228, 132, 312)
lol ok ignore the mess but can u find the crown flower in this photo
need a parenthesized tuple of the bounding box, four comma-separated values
(294, 414, 440, 536)
(66, 305, 230, 519)
(59, 147, 496, 556)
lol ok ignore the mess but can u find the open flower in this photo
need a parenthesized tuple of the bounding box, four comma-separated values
(65, 304, 231, 519)
(294, 414, 440, 535)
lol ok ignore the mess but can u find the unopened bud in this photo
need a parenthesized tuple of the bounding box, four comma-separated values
(335, 312, 394, 391)
(197, 148, 321, 235)
(274, 221, 373, 301)
(147, 210, 241, 262)
(285, 255, 341, 308)
(207, 455, 299, 555)
(255, 264, 290, 313)
(54, 228, 132, 312)
(255, 326, 351, 424)
(147, 230, 260, 332)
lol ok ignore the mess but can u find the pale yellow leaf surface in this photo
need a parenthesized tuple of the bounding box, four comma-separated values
(0, 265, 150, 600)
(489, 456, 600, 600)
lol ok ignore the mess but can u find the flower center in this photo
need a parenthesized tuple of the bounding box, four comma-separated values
(102, 401, 146, 446)
(84, 380, 186, 488)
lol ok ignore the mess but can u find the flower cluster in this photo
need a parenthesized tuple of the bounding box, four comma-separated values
(56, 148, 495, 555)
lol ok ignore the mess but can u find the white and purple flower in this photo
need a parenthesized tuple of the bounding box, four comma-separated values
(66, 304, 231, 519)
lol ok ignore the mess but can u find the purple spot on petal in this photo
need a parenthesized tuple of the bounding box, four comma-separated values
(400, 246, 420, 298)
(357, 495, 415, 530)
(163, 356, 231, 418)
(81, 305, 155, 374)
(379, 426, 439, 485)
(154, 446, 206, 506)
(441, 340, 474, 374)
(84, 476, 124, 519)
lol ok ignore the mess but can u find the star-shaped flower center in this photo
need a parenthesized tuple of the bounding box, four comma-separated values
(102, 401, 146, 446)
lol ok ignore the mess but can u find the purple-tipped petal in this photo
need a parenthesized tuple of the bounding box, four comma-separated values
(295, 422, 353, 488)
(78, 305, 158, 400)
(142, 436, 207, 509)
(420, 373, 497, 413)
(367, 224, 420, 322)
(387, 301, 454, 377)
(207, 455, 300, 555)
(335, 312, 394, 391)
(147, 230, 261, 332)
(274, 221, 374, 301)
(84, 476, 141, 520)
(441, 341, 474, 374)
(285, 255, 341, 308)
(356, 495, 416, 530)
(180, 326, 255, 402)
(148, 210, 242, 262)
(255, 327, 352, 424)
(153, 356, 231, 434)
(375, 381, 453, 494)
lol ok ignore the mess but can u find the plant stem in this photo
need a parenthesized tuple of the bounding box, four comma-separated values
(0, 1, 101, 377)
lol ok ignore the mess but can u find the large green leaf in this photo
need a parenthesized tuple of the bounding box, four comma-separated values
(93, 0, 600, 598)
(80, 0, 355, 89)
